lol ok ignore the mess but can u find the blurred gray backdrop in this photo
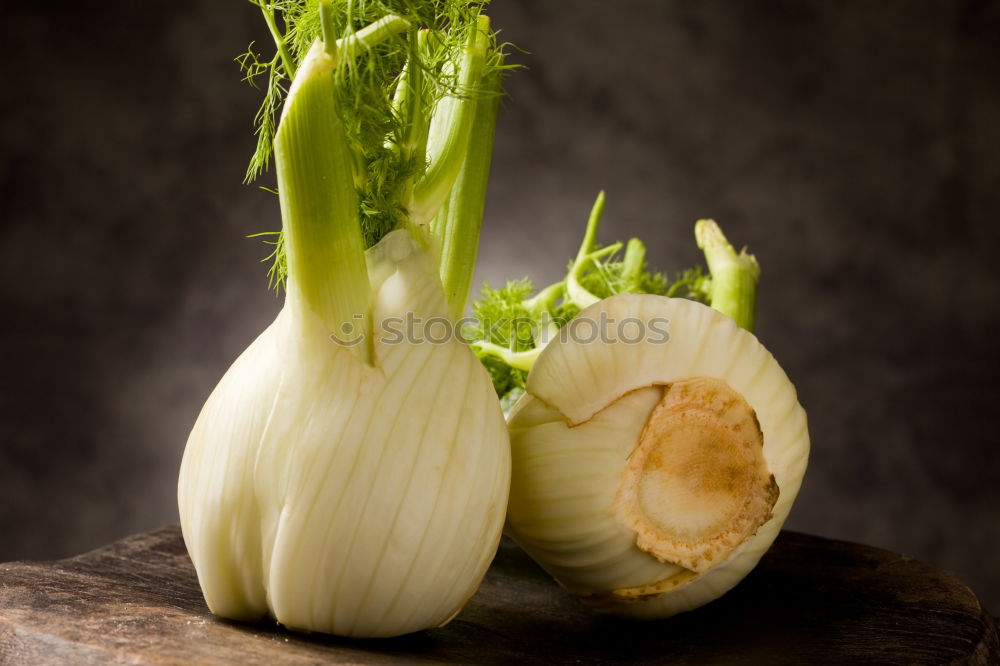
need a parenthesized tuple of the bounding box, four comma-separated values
(1, 1, 998, 612)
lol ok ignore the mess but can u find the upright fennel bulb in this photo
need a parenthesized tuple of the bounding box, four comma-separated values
(178, 2, 511, 638)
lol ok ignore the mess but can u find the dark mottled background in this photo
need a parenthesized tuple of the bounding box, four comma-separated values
(1, 0, 998, 612)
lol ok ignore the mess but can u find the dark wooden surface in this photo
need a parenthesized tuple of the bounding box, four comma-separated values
(0, 526, 996, 665)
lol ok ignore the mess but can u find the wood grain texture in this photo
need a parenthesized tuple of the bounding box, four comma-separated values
(0, 527, 996, 665)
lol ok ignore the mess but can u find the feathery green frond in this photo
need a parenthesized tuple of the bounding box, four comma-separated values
(466, 194, 727, 402)
(240, 0, 511, 291)
(246, 231, 287, 292)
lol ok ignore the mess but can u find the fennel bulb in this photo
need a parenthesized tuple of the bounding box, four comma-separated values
(179, 232, 509, 637)
(469, 194, 809, 616)
(179, 2, 511, 638)
(505, 295, 808, 617)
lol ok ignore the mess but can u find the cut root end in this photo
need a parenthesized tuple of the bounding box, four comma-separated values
(615, 377, 778, 573)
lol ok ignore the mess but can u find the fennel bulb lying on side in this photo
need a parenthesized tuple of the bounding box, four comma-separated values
(179, 1, 511, 638)
(469, 194, 809, 617)
(506, 295, 807, 618)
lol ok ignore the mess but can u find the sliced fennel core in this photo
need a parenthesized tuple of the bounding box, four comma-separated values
(179, 1, 512, 638)
(617, 377, 778, 574)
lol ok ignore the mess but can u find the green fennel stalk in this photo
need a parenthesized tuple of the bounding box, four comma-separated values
(274, 33, 371, 360)
(239, 0, 510, 314)
(695, 218, 760, 332)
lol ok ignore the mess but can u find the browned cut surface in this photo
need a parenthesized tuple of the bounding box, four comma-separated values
(617, 377, 778, 572)
(0, 526, 997, 665)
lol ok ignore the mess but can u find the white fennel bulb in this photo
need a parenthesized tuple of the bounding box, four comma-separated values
(179, 232, 509, 637)
(179, 4, 511, 638)
(505, 294, 809, 618)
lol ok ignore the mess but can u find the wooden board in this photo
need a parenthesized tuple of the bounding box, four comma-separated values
(0, 526, 996, 665)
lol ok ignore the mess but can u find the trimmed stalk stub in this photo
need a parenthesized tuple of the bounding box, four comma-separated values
(616, 377, 778, 573)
